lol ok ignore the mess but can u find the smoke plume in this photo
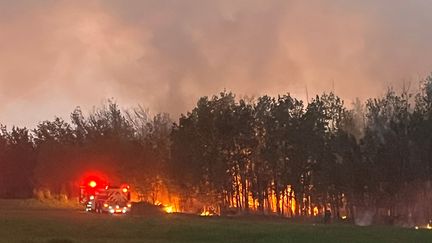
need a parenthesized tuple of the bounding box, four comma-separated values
(1, 0, 432, 127)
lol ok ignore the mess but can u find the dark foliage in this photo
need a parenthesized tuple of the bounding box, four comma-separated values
(2, 76, 432, 222)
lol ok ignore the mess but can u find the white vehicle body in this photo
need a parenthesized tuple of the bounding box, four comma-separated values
(85, 186, 132, 214)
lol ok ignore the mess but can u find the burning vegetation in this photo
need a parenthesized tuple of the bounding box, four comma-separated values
(2, 77, 432, 225)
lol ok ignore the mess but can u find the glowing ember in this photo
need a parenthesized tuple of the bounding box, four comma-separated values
(413, 224, 432, 230)
(341, 216, 347, 220)
(200, 211, 213, 216)
(199, 206, 217, 216)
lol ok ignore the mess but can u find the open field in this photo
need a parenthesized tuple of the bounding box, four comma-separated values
(1, 200, 431, 243)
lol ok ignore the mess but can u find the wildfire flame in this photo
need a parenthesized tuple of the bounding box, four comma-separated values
(313, 207, 319, 216)
(414, 223, 432, 230)
(200, 206, 217, 217)
(164, 205, 174, 214)
(200, 210, 213, 217)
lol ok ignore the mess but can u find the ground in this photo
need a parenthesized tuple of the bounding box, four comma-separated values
(1, 200, 431, 243)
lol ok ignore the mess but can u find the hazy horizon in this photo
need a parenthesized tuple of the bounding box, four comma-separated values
(1, 0, 432, 127)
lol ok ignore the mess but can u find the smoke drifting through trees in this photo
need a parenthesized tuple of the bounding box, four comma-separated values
(2, 76, 432, 225)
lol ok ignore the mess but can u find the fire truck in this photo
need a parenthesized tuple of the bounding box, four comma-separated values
(79, 177, 132, 214)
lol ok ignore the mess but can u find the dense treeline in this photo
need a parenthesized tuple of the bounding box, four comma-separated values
(0, 102, 172, 202)
(2, 77, 432, 223)
(170, 91, 358, 217)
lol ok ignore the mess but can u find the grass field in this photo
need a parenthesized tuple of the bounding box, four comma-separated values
(1, 200, 432, 243)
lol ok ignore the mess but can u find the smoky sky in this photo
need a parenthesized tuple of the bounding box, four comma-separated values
(1, 0, 432, 127)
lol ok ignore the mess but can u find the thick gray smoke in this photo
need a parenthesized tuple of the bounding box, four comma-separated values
(1, 0, 432, 127)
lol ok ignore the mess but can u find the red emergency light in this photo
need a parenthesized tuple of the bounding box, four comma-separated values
(89, 180, 97, 188)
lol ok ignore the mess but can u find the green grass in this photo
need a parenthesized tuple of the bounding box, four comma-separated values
(1, 200, 431, 243)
